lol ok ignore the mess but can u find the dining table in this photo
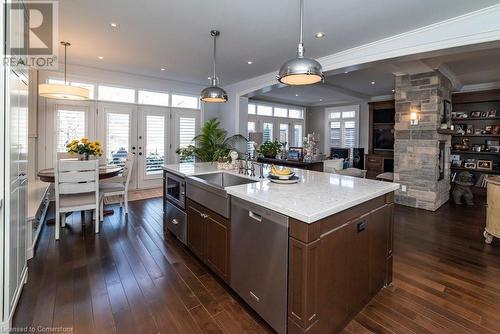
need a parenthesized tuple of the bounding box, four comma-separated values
(37, 165, 123, 224)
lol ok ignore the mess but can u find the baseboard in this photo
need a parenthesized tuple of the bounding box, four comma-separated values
(1, 266, 28, 333)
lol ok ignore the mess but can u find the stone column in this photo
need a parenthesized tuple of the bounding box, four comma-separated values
(394, 71, 452, 211)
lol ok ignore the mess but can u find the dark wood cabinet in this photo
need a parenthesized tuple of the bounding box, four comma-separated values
(288, 193, 394, 333)
(186, 199, 230, 281)
(365, 153, 394, 179)
(186, 201, 206, 261)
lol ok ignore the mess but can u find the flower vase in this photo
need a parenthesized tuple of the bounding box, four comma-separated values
(78, 153, 89, 161)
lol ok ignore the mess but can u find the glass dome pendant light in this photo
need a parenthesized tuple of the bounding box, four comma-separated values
(38, 41, 90, 100)
(200, 30, 228, 103)
(277, 0, 324, 86)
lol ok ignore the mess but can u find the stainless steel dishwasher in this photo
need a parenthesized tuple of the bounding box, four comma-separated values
(230, 197, 289, 334)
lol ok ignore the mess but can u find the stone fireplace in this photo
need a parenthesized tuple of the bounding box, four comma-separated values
(393, 71, 452, 211)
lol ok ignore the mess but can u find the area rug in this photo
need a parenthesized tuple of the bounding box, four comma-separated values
(104, 187, 162, 204)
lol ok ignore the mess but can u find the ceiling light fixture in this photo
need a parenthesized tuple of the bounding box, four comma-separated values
(247, 61, 253, 65)
(110, 22, 118, 28)
(295, 94, 299, 97)
(200, 30, 228, 103)
(98, 56, 104, 60)
(161, 68, 166, 71)
(315, 32, 325, 38)
(392, 89, 395, 92)
(371, 81, 375, 85)
(277, 0, 324, 86)
(38, 42, 90, 100)
(319, 98, 323, 101)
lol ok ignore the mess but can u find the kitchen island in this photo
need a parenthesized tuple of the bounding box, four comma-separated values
(163, 162, 399, 334)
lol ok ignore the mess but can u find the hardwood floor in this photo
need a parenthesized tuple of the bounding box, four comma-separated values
(13, 198, 500, 334)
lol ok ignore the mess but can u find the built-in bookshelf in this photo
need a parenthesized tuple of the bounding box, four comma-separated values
(451, 89, 500, 194)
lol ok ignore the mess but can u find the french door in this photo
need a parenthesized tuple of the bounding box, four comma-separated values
(98, 103, 200, 189)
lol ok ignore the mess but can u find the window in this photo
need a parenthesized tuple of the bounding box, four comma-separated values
(138, 90, 169, 106)
(248, 121, 256, 133)
(98, 85, 135, 103)
(106, 113, 130, 166)
(274, 107, 287, 118)
(56, 109, 85, 152)
(257, 105, 272, 116)
(263, 122, 273, 142)
(248, 104, 256, 115)
(145, 115, 165, 174)
(172, 94, 199, 109)
(293, 124, 303, 147)
(326, 106, 358, 149)
(289, 109, 304, 119)
(48, 79, 95, 99)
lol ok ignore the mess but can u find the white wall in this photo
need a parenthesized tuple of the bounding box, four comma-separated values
(307, 101, 370, 154)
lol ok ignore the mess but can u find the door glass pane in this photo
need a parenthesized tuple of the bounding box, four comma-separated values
(56, 109, 85, 152)
(106, 113, 130, 166)
(330, 121, 341, 147)
(145, 115, 165, 175)
(279, 123, 289, 148)
(179, 117, 196, 162)
(293, 124, 303, 147)
(248, 104, 256, 115)
(172, 94, 199, 109)
(98, 85, 135, 103)
(263, 122, 273, 142)
(138, 90, 169, 106)
(344, 120, 356, 148)
(248, 121, 256, 133)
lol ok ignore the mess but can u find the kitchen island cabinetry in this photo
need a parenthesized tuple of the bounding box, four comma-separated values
(186, 199, 230, 282)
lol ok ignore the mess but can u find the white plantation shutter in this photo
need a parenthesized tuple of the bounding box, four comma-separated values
(263, 122, 273, 142)
(327, 107, 358, 149)
(179, 117, 196, 148)
(145, 115, 165, 174)
(106, 113, 130, 165)
(56, 109, 86, 152)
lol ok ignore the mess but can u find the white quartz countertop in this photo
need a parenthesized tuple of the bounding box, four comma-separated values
(163, 162, 399, 224)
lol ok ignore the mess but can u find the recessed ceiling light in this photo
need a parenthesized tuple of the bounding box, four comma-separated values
(161, 68, 166, 71)
(295, 94, 299, 97)
(371, 81, 375, 85)
(110, 22, 118, 28)
(392, 89, 395, 92)
(247, 61, 253, 65)
(344, 71, 349, 74)
(319, 99, 323, 102)
(315, 32, 325, 38)
(98, 56, 104, 60)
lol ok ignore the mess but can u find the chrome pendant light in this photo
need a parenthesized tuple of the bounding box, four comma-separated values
(278, 0, 324, 86)
(39, 41, 90, 100)
(200, 30, 228, 103)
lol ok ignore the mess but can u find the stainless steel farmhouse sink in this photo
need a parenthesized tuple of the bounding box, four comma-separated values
(185, 172, 258, 218)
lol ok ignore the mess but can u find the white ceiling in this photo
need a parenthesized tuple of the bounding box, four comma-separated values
(252, 46, 500, 106)
(58, 0, 500, 85)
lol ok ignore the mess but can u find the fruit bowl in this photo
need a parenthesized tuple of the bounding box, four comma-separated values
(268, 172, 295, 180)
(269, 165, 294, 179)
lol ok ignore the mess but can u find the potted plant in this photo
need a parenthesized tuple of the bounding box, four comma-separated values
(176, 118, 248, 162)
(66, 137, 103, 160)
(257, 140, 282, 158)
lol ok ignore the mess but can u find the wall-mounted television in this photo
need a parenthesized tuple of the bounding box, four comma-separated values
(373, 128, 394, 151)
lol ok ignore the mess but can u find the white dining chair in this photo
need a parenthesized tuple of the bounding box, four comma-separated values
(99, 153, 134, 220)
(54, 159, 100, 240)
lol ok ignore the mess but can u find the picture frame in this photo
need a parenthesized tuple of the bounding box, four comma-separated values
(477, 160, 493, 171)
(471, 145, 482, 152)
(287, 147, 304, 161)
(464, 162, 476, 169)
(451, 160, 462, 168)
(455, 124, 466, 135)
(489, 146, 500, 153)
(470, 111, 481, 118)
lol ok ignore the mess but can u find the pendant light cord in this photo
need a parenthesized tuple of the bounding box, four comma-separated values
(213, 34, 217, 82)
(64, 43, 67, 83)
(297, 0, 304, 58)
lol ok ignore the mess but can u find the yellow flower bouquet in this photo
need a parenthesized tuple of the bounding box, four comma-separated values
(66, 137, 103, 160)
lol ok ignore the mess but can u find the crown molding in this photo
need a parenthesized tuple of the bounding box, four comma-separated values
(458, 81, 500, 93)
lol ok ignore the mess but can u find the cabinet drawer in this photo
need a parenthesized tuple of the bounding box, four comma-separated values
(366, 156, 383, 164)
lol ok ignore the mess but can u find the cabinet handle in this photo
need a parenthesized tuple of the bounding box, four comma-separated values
(172, 219, 179, 225)
(248, 211, 262, 222)
(200, 213, 209, 219)
(249, 291, 260, 302)
(357, 220, 367, 232)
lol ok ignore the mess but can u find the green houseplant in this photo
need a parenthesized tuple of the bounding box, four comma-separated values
(176, 118, 248, 162)
(257, 140, 282, 158)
